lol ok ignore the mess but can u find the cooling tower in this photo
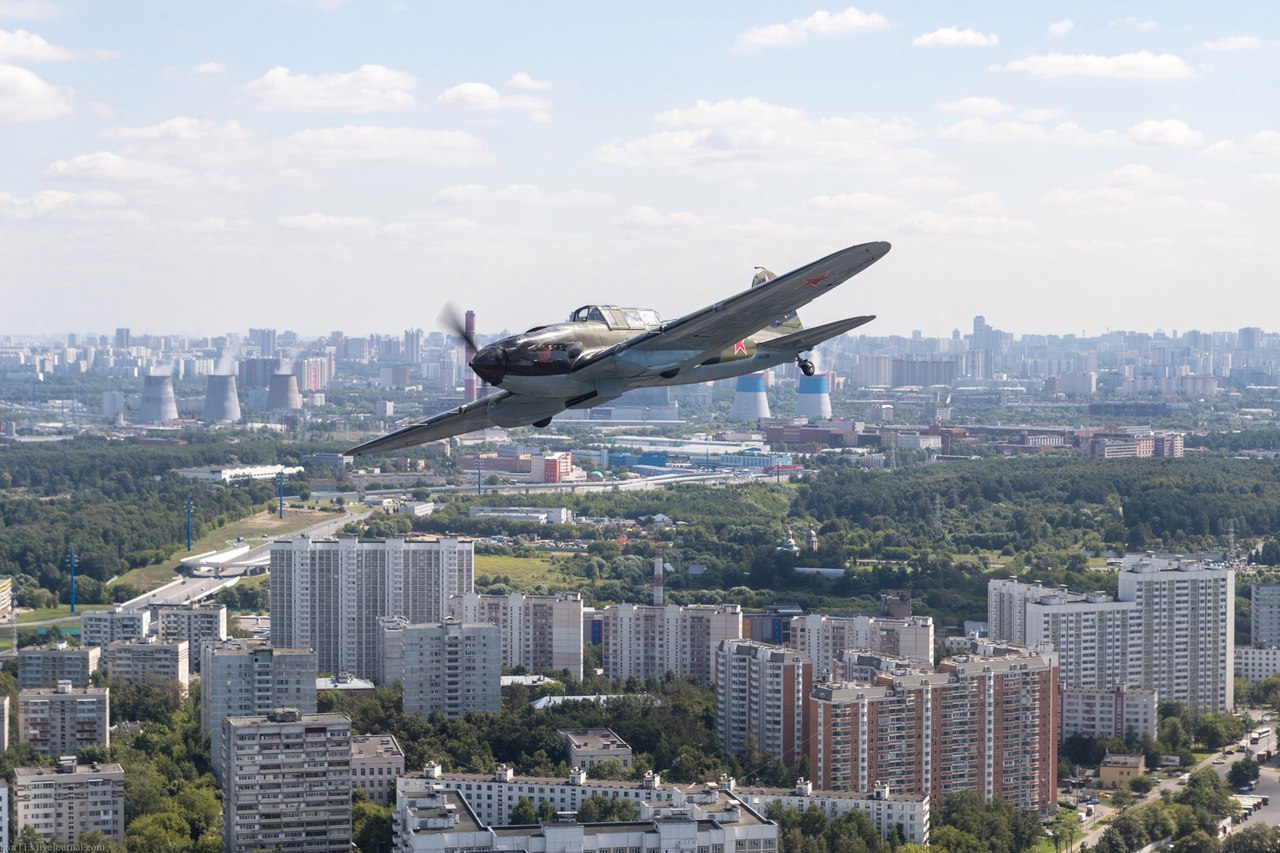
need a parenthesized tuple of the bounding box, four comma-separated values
(204, 374, 241, 422)
(795, 373, 833, 419)
(138, 373, 178, 424)
(266, 372, 302, 411)
(729, 373, 770, 421)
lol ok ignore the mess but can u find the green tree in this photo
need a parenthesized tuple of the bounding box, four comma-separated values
(1223, 824, 1280, 853)
(1050, 808, 1081, 853)
(511, 796, 538, 824)
(353, 799, 394, 853)
(125, 812, 191, 852)
(1227, 755, 1260, 789)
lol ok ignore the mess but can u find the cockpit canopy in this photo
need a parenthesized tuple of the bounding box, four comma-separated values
(568, 305, 661, 331)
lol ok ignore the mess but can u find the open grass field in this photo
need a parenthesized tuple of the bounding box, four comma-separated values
(16, 605, 75, 624)
(112, 507, 340, 592)
(475, 554, 588, 590)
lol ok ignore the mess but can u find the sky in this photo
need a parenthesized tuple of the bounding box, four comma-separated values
(1, 1, 1277, 340)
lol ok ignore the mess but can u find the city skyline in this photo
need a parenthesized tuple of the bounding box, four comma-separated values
(2, 3, 1277, 338)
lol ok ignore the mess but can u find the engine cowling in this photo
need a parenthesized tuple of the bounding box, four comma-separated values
(486, 395, 566, 428)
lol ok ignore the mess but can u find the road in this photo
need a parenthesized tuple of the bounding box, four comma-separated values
(1077, 729, 1278, 848)
(15, 510, 357, 628)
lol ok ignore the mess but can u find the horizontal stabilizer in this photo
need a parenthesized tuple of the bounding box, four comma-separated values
(757, 315, 876, 353)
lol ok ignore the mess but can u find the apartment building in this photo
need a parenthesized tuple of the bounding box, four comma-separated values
(790, 613, 934, 676)
(716, 639, 812, 768)
(221, 708, 352, 853)
(1060, 686, 1158, 741)
(13, 759, 125, 845)
(398, 619, 501, 718)
(449, 591, 584, 677)
(153, 603, 228, 672)
(1119, 556, 1234, 712)
(808, 647, 1058, 815)
(351, 734, 405, 806)
(1251, 584, 1280, 647)
(559, 728, 633, 772)
(106, 638, 189, 693)
(601, 603, 742, 686)
(18, 644, 101, 689)
(18, 682, 110, 756)
(988, 556, 1235, 714)
(270, 536, 473, 680)
(397, 763, 928, 846)
(201, 640, 318, 784)
(80, 606, 151, 648)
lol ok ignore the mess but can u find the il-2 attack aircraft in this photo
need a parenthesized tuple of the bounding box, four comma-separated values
(347, 240, 891, 456)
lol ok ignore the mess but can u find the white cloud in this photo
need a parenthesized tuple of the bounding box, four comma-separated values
(192, 60, 225, 76)
(949, 192, 1003, 214)
(437, 81, 550, 121)
(286, 125, 492, 166)
(738, 6, 889, 48)
(938, 118, 1122, 147)
(246, 64, 417, 113)
(891, 175, 963, 193)
(938, 96, 1011, 117)
(276, 213, 377, 230)
(903, 209, 1033, 235)
(1109, 17, 1157, 32)
(434, 183, 610, 206)
(1250, 173, 1280, 188)
(1019, 108, 1063, 123)
(0, 188, 134, 221)
(103, 116, 249, 143)
(619, 205, 704, 228)
(1004, 51, 1197, 80)
(89, 100, 113, 117)
(0, 27, 112, 63)
(1126, 119, 1203, 147)
(0, 1, 60, 21)
(1103, 164, 1184, 189)
(0, 62, 71, 121)
(507, 71, 550, 91)
(805, 192, 906, 212)
(44, 151, 191, 183)
(1202, 130, 1280, 161)
(913, 27, 998, 48)
(1200, 36, 1258, 52)
(1048, 19, 1073, 37)
(598, 97, 931, 176)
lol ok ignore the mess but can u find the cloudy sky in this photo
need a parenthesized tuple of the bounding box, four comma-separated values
(1, 2, 1276, 340)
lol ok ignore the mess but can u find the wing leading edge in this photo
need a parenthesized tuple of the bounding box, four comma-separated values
(628, 240, 889, 363)
(346, 392, 508, 456)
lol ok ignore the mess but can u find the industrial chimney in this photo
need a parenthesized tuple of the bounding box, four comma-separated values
(795, 373, 833, 420)
(203, 374, 241, 422)
(729, 372, 771, 422)
(138, 372, 178, 424)
(266, 372, 302, 411)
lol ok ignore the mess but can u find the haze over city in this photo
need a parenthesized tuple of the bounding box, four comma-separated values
(2, 2, 1277, 338)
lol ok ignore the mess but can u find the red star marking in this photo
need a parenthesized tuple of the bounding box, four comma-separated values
(803, 271, 833, 287)
(734, 339, 748, 355)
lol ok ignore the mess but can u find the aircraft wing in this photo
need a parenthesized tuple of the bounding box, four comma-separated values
(627, 241, 889, 363)
(756, 315, 877, 354)
(346, 392, 507, 456)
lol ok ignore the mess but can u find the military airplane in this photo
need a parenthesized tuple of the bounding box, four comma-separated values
(347, 240, 890, 455)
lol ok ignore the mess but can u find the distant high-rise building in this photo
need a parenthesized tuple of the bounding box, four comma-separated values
(106, 638, 189, 692)
(114, 327, 130, 350)
(808, 646, 1058, 815)
(19, 682, 110, 756)
(248, 327, 277, 358)
(601, 603, 742, 686)
(1252, 584, 1280, 647)
(404, 328, 424, 364)
(18, 644, 100, 689)
(270, 536, 474, 680)
(222, 708, 352, 853)
(716, 640, 811, 767)
(153, 602, 228, 671)
(449, 592, 584, 677)
(14, 759, 125, 845)
(80, 606, 151, 647)
(398, 619, 502, 718)
(201, 640, 318, 784)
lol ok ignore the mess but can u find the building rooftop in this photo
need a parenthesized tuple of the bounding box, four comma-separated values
(559, 728, 631, 753)
(14, 761, 124, 780)
(352, 734, 404, 760)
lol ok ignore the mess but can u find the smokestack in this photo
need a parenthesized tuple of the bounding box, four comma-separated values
(138, 373, 178, 424)
(729, 372, 770, 422)
(795, 373, 832, 420)
(464, 309, 477, 403)
(653, 547, 664, 606)
(266, 373, 302, 411)
(204, 374, 241, 422)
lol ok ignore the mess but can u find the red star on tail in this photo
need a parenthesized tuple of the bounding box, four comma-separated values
(734, 339, 748, 355)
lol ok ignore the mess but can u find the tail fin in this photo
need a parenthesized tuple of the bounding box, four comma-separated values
(751, 267, 804, 332)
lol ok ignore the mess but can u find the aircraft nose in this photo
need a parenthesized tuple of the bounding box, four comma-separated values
(470, 345, 507, 385)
